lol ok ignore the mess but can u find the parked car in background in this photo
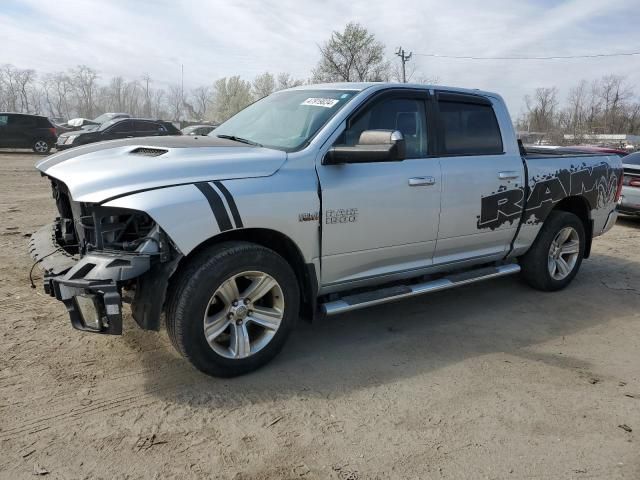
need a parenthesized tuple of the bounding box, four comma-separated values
(91, 112, 131, 125)
(0, 113, 57, 153)
(56, 118, 181, 150)
(62, 113, 132, 132)
(558, 145, 628, 157)
(182, 124, 217, 136)
(619, 151, 640, 216)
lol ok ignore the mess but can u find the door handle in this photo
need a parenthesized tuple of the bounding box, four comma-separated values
(408, 176, 436, 187)
(498, 171, 520, 180)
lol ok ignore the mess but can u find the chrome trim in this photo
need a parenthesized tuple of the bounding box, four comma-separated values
(321, 263, 521, 316)
(408, 176, 436, 187)
(498, 171, 520, 180)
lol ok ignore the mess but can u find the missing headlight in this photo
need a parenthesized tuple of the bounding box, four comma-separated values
(78, 206, 159, 253)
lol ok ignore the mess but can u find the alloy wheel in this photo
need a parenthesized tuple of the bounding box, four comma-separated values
(203, 271, 285, 359)
(34, 140, 49, 153)
(547, 227, 580, 280)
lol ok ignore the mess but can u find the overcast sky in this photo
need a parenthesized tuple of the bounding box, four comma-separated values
(1, 0, 639, 114)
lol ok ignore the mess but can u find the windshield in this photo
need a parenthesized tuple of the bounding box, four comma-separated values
(98, 119, 119, 131)
(92, 113, 115, 124)
(212, 89, 357, 151)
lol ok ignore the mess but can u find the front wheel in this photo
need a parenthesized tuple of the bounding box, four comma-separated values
(166, 242, 300, 377)
(32, 139, 51, 154)
(520, 211, 585, 291)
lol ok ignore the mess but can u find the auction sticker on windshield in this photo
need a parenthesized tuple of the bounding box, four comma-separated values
(301, 98, 340, 108)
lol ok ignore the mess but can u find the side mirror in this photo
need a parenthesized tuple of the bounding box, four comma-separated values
(323, 130, 406, 165)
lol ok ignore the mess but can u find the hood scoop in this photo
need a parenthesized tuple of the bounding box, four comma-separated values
(130, 147, 168, 157)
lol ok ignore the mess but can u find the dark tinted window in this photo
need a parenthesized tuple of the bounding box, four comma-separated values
(624, 152, 640, 165)
(337, 97, 428, 158)
(36, 117, 53, 128)
(438, 100, 503, 155)
(9, 115, 37, 128)
(134, 120, 165, 133)
(108, 120, 134, 134)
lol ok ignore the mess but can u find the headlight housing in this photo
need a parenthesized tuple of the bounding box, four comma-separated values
(65, 135, 78, 144)
(77, 206, 158, 253)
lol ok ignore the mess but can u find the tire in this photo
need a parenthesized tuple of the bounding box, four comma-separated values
(520, 211, 586, 291)
(32, 139, 51, 154)
(166, 242, 300, 377)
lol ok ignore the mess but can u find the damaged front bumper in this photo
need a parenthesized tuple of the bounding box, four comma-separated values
(29, 222, 153, 335)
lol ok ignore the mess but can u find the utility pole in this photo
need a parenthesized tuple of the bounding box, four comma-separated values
(395, 47, 412, 83)
(181, 63, 184, 101)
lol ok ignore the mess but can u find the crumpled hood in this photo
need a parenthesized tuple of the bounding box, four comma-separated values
(36, 136, 287, 203)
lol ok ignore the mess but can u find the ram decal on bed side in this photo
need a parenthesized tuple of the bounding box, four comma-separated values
(477, 161, 621, 231)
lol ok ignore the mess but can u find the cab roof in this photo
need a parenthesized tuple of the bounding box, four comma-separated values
(287, 82, 500, 100)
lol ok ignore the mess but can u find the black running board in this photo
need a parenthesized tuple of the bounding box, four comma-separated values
(320, 263, 521, 316)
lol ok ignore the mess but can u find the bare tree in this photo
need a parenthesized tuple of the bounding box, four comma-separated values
(167, 84, 184, 121)
(276, 72, 304, 90)
(71, 65, 99, 118)
(41, 73, 73, 119)
(599, 75, 632, 133)
(564, 80, 588, 139)
(151, 88, 167, 119)
(524, 87, 558, 133)
(312, 22, 389, 82)
(189, 85, 211, 120)
(252, 72, 275, 98)
(211, 76, 253, 123)
(141, 74, 153, 118)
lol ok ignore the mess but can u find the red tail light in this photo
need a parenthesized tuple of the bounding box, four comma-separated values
(49, 127, 57, 136)
(631, 178, 640, 188)
(615, 171, 624, 201)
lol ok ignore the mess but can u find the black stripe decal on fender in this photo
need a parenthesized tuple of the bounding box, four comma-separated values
(195, 182, 233, 231)
(213, 180, 244, 228)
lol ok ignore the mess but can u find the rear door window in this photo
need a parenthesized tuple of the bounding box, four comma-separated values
(109, 120, 134, 134)
(134, 121, 166, 134)
(437, 95, 503, 155)
(9, 115, 37, 128)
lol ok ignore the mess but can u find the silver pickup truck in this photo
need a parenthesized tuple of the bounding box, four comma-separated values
(30, 83, 623, 376)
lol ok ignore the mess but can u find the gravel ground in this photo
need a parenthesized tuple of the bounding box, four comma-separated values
(0, 151, 638, 480)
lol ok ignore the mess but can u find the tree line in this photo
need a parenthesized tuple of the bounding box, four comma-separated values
(0, 64, 308, 124)
(0, 23, 438, 125)
(7, 20, 635, 138)
(517, 75, 640, 142)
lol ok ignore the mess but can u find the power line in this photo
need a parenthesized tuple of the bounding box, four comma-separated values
(412, 51, 640, 61)
(395, 47, 413, 83)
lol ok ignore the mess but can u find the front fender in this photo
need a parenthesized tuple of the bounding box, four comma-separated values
(103, 184, 221, 254)
(102, 173, 320, 263)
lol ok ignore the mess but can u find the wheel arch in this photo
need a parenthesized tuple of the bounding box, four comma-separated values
(550, 195, 593, 258)
(179, 228, 318, 321)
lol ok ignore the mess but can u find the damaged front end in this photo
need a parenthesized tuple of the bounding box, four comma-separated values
(29, 178, 182, 335)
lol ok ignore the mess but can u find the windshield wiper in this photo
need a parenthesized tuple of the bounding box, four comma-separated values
(216, 134, 263, 147)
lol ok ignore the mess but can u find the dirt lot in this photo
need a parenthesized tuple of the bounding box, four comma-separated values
(0, 151, 638, 480)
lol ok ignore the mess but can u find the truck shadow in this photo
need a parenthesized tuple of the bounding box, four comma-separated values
(616, 215, 640, 228)
(130, 249, 640, 408)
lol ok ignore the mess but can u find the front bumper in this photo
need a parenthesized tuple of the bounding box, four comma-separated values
(29, 222, 152, 335)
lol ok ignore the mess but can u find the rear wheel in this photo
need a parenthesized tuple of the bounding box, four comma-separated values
(166, 242, 299, 377)
(32, 139, 51, 154)
(520, 211, 585, 291)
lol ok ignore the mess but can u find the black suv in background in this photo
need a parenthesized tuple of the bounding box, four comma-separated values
(56, 118, 181, 150)
(0, 113, 58, 153)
